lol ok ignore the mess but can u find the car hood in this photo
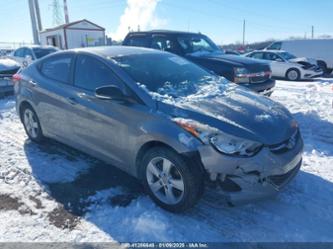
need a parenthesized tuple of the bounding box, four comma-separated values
(289, 57, 317, 65)
(187, 51, 270, 69)
(158, 86, 296, 145)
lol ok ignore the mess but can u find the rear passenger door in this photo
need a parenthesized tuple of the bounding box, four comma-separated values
(34, 53, 77, 141)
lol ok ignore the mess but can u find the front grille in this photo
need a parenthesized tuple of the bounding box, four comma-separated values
(269, 129, 299, 154)
(268, 161, 301, 187)
(250, 75, 269, 83)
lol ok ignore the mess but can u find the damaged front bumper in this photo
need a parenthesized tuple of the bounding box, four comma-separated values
(302, 68, 323, 79)
(197, 131, 304, 205)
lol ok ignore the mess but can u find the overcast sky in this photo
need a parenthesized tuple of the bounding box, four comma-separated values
(1, 0, 332, 45)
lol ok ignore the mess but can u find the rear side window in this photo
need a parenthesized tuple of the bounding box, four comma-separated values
(125, 35, 150, 47)
(40, 54, 73, 83)
(74, 55, 121, 91)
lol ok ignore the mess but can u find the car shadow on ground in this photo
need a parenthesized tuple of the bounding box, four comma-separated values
(23, 136, 333, 241)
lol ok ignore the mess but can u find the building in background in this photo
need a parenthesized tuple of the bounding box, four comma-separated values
(39, 19, 105, 49)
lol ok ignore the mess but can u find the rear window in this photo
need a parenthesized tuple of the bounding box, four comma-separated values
(40, 54, 73, 83)
(125, 35, 150, 47)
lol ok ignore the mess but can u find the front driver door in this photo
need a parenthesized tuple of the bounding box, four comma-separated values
(68, 54, 144, 169)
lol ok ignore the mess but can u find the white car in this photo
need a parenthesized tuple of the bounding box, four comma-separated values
(8, 45, 58, 67)
(245, 50, 323, 81)
(265, 39, 333, 74)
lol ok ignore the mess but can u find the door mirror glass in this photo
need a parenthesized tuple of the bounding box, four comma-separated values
(95, 85, 126, 100)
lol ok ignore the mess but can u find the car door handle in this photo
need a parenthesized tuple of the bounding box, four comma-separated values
(67, 97, 78, 105)
(29, 80, 37, 87)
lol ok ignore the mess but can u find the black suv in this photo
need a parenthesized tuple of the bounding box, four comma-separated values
(123, 30, 275, 95)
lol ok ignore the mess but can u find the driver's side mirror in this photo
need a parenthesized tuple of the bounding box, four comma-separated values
(275, 57, 283, 62)
(95, 85, 126, 100)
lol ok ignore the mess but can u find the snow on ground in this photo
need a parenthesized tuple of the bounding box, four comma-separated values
(0, 78, 332, 242)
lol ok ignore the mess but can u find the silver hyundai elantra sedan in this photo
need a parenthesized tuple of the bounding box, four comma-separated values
(14, 46, 303, 212)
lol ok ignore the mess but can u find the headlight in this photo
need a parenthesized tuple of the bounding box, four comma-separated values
(174, 118, 262, 157)
(210, 133, 262, 157)
(234, 67, 250, 83)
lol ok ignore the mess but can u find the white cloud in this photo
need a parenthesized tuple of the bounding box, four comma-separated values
(110, 0, 166, 41)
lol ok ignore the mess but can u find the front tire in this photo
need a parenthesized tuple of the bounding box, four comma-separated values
(140, 147, 203, 212)
(21, 105, 44, 143)
(317, 60, 328, 74)
(286, 68, 300, 81)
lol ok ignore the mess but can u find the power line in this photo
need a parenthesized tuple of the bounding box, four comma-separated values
(51, 0, 64, 25)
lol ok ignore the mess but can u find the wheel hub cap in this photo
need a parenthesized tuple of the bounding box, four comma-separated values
(146, 157, 185, 205)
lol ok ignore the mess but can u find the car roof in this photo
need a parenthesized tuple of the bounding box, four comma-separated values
(16, 45, 58, 49)
(251, 50, 287, 53)
(127, 30, 202, 36)
(70, 46, 167, 58)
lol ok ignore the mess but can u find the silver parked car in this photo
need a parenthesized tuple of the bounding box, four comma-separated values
(9, 45, 59, 67)
(14, 47, 303, 212)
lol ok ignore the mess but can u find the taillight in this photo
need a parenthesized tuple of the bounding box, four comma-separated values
(12, 73, 22, 84)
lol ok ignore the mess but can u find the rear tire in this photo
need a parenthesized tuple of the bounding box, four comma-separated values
(140, 147, 203, 212)
(286, 68, 300, 81)
(21, 104, 44, 143)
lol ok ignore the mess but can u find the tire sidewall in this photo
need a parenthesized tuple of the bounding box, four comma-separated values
(140, 147, 202, 212)
(21, 105, 44, 143)
(286, 68, 300, 81)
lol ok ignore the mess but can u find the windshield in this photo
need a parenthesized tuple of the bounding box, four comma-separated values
(177, 34, 221, 54)
(33, 48, 58, 59)
(277, 51, 296, 60)
(112, 53, 229, 99)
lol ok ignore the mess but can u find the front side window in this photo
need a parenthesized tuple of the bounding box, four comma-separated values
(14, 48, 24, 57)
(151, 36, 177, 53)
(74, 55, 121, 91)
(249, 52, 264, 59)
(112, 53, 229, 98)
(24, 48, 34, 58)
(40, 54, 73, 83)
(177, 34, 220, 54)
(264, 53, 283, 61)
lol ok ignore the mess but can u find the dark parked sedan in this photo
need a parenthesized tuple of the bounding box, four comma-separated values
(14, 47, 303, 212)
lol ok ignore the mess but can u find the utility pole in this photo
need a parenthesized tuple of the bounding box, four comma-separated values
(28, 0, 39, 44)
(311, 25, 314, 39)
(242, 19, 246, 46)
(34, 0, 42, 31)
(63, 0, 69, 24)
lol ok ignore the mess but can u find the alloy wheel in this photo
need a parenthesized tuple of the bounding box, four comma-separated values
(146, 157, 185, 205)
(23, 109, 39, 139)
